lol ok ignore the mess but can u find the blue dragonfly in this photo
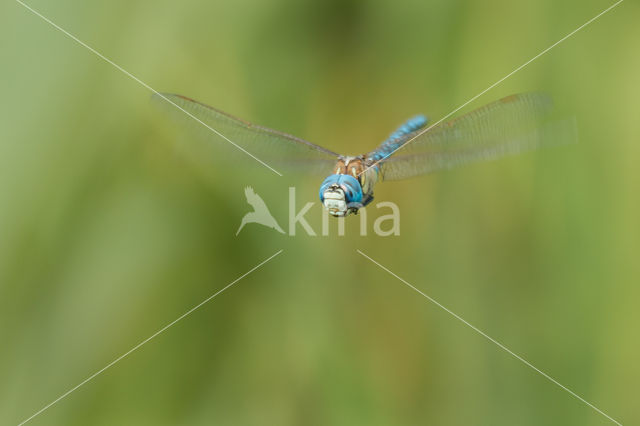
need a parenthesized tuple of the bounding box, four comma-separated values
(154, 93, 574, 216)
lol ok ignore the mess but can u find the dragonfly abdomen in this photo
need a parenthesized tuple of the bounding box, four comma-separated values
(369, 115, 428, 162)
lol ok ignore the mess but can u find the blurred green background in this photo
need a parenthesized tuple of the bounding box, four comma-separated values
(1, 0, 638, 424)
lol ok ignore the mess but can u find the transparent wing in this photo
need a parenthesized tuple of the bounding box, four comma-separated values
(152, 93, 339, 175)
(376, 93, 577, 181)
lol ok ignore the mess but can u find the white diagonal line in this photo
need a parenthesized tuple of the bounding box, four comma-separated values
(15, 0, 283, 177)
(357, 249, 622, 426)
(360, 0, 624, 177)
(17, 249, 284, 426)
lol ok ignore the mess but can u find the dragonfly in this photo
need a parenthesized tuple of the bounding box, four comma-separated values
(154, 92, 574, 217)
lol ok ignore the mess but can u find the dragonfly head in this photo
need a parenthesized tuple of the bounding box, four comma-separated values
(319, 174, 363, 217)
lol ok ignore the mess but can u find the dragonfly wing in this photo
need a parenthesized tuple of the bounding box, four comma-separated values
(381, 118, 577, 180)
(376, 93, 577, 181)
(153, 93, 339, 176)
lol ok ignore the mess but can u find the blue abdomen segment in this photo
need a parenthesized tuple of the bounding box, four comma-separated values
(369, 115, 428, 162)
(319, 174, 363, 204)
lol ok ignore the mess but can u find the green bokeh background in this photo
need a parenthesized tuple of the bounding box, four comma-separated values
(1, 0, 638, 424)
